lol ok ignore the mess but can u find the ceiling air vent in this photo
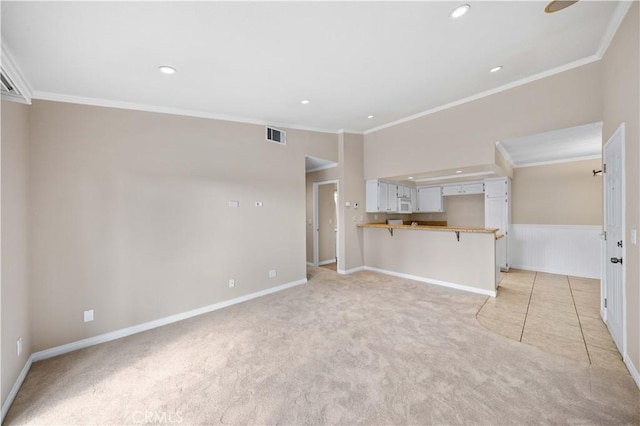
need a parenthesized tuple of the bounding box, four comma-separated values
(266, 126, 286, 145)
(0, 65, 28, 103)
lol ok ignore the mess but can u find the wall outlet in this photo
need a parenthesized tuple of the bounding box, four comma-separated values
(631, 229, 637, 245)
(17, 337, 22, 356)
(84, 309, 94, 322)
(228, 200, 239, 208)
(228, 279, 235, 288)
(269, 269, 277, 278)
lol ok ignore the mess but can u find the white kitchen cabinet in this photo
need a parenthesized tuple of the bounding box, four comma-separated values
(442, 181, 484, 196)
(410, 187, 418, 212)
(386, 183, 398, 213)
(417, 186, 445, 212)
(366, 179, 401, 213)
(484, 177, 511, 271)
(402, 186, 411, 198)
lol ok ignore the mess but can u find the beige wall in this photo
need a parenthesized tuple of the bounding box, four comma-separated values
(27, 100, 338, 352)
(305, 167, 339, 263)
(364, 61, 602, 180)
(363, 228, 496, 294)
(318, 183, 337, 263)
(512, 158, 603, 225)
(602, 4, 640, 379)
(1, 100, 31, 406)
(338, 133, 366, 272)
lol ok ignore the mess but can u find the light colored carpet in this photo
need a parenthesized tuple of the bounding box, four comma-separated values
(5, 267, 640, 425)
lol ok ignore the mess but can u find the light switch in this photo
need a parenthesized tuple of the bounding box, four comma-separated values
(631, 229, 637, 245)
(228, 200, 239, 208)
(84, 309, 94, 322)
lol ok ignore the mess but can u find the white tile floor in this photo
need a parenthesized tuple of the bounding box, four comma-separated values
(477, 269, 629, 374)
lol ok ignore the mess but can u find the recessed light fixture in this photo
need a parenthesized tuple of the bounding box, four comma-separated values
(490, 66, 503, 73)
(545, 0, 579, 13)
(367, 115, 375, 119)
(455, 170, 463, 174)
(158, 66, 176, 75)
(408, 176, 414, 180)
(301, 99, 310, 105)
(450, 4, 470, 19)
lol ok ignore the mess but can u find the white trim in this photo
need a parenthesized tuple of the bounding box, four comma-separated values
(624, 354, 640, 391)
(31, 278, 307, 362)
(495, 141, 515, 169)
(1, 355, 34, 423)
(31, 91, 338, 135)
(511, 224, 602, 231)
(306, 261, 315, 266)
(513, 154, 602, 169)
(319, 259, 337, 266)
(312, 179, 339, 268)
(338, 266, 365, 275)
(306, 163, 338, 174)
(1, 42, 33, 104)
(363, 266, 497, 297)
(596, 1, 634, 58)
(364, 55, 601, 135)
(414, 171, 495, 184)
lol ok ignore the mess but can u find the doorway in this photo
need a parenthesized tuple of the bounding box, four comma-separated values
(313, 180, 339, 268)
(603, 123, 625, 354)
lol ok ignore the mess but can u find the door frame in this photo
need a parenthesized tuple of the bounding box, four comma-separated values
(602, 122, 626, 354)
(312, 179, 339, 268)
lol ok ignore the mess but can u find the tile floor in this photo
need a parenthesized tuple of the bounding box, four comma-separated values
(477, 269, 629, 374)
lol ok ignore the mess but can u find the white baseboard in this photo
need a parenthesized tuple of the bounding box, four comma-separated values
(306, 261, 314, 266)
(318, 259, 337, 266)
(624, 353, 640, 391)
(1, 355, 34, 423)
(32, 277, 307, 362)
(363, 266, 496, 297)
(338, 266, 365, 275)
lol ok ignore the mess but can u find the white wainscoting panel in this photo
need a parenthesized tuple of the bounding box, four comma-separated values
(510, 224, 602, 279)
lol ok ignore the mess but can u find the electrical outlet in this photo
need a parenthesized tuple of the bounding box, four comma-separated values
(228, 279, 235, 288)
(631, 229, 637, 245)
(17, 337, 22, 356)
(84, 309, 94, 322)
(269, 269, 277, 278)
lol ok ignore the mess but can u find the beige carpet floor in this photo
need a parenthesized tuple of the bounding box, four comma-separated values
(5, 267, 640, 425)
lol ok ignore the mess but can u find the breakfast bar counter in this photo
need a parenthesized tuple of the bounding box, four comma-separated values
(358, 222, 500, 296)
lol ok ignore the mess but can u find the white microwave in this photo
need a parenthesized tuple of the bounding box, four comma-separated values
(397, 198, 412, 214)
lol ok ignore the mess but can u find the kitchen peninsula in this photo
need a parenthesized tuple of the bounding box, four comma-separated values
(357, 222, 502, 296)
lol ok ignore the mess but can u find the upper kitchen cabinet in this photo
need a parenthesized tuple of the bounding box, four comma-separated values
(366, 179, 398, 213)
(417, 186, 445, 213)
(441, 181, 485, 196)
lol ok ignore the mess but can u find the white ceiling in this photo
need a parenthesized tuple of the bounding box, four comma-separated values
(0, 1, 629, 133)
(498, 122, 603, 167)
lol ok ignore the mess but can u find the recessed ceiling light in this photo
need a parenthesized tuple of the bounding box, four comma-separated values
(301, 99, 310, 105)
(490, 66, 503, 73)
(367, 115, 375, 119)
(545, 0, 579, 13)
(408, 176, 414, 180)
(450, 4, 470, 19)
(158, 66, 176, 75)
(455, 170, 463, 174)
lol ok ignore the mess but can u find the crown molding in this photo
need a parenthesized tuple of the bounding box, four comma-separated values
(596, 1, 634, 59)
(363, 54, 601, 135)
(512, 154, 602, 169)
(1, 41, 33, 104)
(31, 90, 340, 135)
(495, 141, 515, 169)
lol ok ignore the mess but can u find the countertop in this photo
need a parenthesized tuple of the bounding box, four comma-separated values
(357, 222, 500, 234)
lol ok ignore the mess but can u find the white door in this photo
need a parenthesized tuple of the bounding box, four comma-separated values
(603, 124, 625, 353)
